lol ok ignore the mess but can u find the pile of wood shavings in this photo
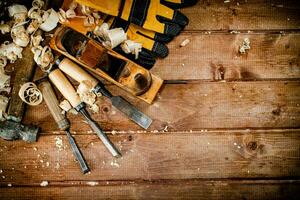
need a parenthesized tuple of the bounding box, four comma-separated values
(239, 38, 250, 54)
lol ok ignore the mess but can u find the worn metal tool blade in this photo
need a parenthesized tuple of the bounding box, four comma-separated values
(111, 96, 152, 129)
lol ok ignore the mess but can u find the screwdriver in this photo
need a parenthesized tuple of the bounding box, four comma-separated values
(48, 65, 121, 157)
(38, 80, 90, 174)
(55, 57, 152, 129)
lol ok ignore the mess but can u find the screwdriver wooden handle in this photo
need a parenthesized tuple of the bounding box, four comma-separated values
(38, 81, 69, 131)
(59, 58, 98, 88)
(48, 69, 81, 108)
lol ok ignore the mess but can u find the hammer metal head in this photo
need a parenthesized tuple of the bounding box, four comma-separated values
(0, 120, 39, 143)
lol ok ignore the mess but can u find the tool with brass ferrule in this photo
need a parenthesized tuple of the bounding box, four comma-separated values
(38, 79, 90, 173)
(47, 64, 121, 157)
(56, 57, 152, 129)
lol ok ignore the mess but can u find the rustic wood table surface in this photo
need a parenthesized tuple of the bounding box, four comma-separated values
(0, 0, 300, 199)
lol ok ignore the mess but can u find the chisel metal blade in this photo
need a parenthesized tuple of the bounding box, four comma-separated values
(110, 96, 152, 129)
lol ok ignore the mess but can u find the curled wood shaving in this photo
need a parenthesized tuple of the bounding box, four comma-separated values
(0, 22, 10, 34)
(11, 23, 30, 47)
(0, 41, 23, 63)
(239, 38, 250, 54)
(120, 40, 142, 59)
(58, 9, 68, 23)
(83, 14, 95, 26)
(65, 9, 76, 19)
(94, 23, 127, 48)
(0, 56, 7, 68)
(31, 45, 53, 72)
(0, 65, 10, 87)
(0, 95, 9, 121)
(8, 4, 28, 23)
(39, 9, 59, 32)
(27, 20, 40, 34)
(28, 7, 44, 23)
(30, 35, 43, 47)
(32, 0, 44, 9)
(77, 80, 99, 113)
(80, 5, 92, 15)
(18, 82, 43, 106)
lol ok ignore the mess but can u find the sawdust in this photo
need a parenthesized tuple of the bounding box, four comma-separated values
(54, 136, 63, 151)
(239, 38, 250, 54)
(180, 39, 190, 47)
(110, 160, 120, 168)
(40, 181, 48, 187)
(86, 181, 99, 186)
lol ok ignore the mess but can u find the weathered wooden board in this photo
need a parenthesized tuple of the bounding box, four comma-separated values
(182, 0, 300, 31)
(23, 81, 300, 132)
(0, 130, 299, 183)
(153, 33, 300, 80)
(0, 180, 299, 200)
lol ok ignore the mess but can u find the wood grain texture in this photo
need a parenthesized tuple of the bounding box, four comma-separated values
(153, 33, 300, 80)
(0, 180, 299, 200)
(182, 0, 300, 31)
(0, 130, 299, 183)
(23, 81, 300, 132)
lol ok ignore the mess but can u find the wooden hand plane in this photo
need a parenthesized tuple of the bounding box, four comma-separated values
(49, 26, 163, 104)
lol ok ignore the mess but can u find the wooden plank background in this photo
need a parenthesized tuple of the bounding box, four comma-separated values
(1, 0, 300, 199)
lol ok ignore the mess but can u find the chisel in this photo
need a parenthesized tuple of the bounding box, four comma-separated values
(48, 66, 121, 157)
(38, 80, 90, 174)
(55, 57, 152, 129)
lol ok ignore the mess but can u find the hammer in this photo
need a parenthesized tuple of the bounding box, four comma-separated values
(0, 47, 39, 143)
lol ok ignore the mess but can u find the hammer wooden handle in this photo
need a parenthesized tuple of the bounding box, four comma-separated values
(59, 58, 98, 87)
(48, 69, 81, 108)
(38, 81, 69, 131)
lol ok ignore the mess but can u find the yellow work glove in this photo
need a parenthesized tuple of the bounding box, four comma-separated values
(75, 0, 190, 37)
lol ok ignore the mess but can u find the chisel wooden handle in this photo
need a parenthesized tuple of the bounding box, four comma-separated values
(58, 58, 98, 87)
(38, 81, 69, 131)
(58, 58, 112, 98)
(48, 69, 81, 108)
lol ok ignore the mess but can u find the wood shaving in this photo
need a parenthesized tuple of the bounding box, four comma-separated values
(110, 160, 120, 168)
(0, 22, 10, 34)
(39, 9, 59, 32)
(77, 80, 99, 113)
(30, 35, 43, 47)
(0, 95, 9, 121)
(32, 0, 44, 9)
(0, 42, 23, 63)
(8, 4, 28, 23)
(11, 24, 30, 47)
(54, 136, 63, 151)
(18, 82, 43, 106)
(0, 62, 10, 90)
(86, 181, 99, 186)
(28, 6, 44, 23)
(94, 23, 127, 48)
(0, 56, 7, 68)
(31, 45, 53, 72)
(27, 20, 40, 34)
(121, 40, 142, 59)
(239, 38, 250, 54)
(40, 181, 48, 187)
(180, 39, 190, 47)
